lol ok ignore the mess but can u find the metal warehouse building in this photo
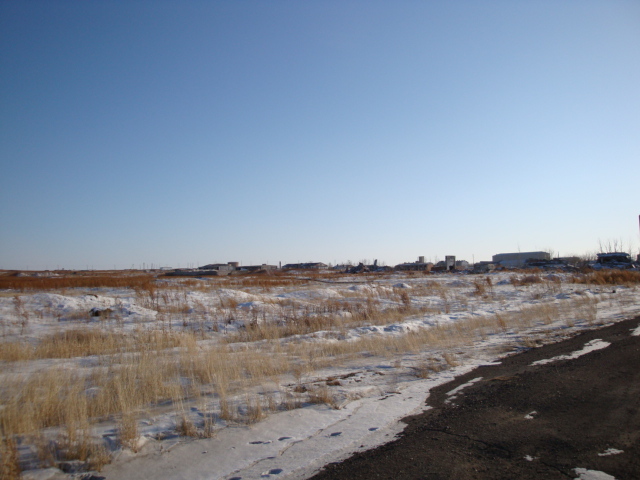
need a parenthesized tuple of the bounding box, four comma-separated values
(492, 251, 551, 268)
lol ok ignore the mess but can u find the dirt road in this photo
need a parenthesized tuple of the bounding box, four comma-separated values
(309, 316, 640, 479)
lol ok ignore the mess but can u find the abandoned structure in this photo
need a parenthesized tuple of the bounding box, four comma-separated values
(282, 262, 328, 270)
(166, 261, 276, 276)
(395, 256, 433, 272)
(238, 264, 277, 272)
(165, 262, 236, 276)
(445, 256, 456, 271)
(198, 263, 235, 274)
(344, 260, 392, 274)
(432, 258, 470, 272)
(594, 252, 637, 269)
(346, 263, 370, 274)
(492, 251, 551, 268)
(524, 258, 576, 270)
(472, 262, 496, 273)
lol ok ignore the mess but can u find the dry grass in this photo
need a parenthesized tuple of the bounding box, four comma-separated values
(0, 431, 21, 479)
(511, 274, 543, 287)
(117, 412, 140, 452)
(0, 300, 592, 472)
(223, 299, 436, 344)
(0, 328, 193, 362)
(176, 413, 198, 438)
(307, 385, 340, 409)
(244, 395, 266, 424)
(0, 272, 156, 292)
(472, 279, 487, 296)
(227, 273, 308, 290)
(411, 359, 443, 379)
(573, 269, 640, 285)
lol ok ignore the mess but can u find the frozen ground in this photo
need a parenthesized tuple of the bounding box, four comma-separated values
(1, 271, 639, 479)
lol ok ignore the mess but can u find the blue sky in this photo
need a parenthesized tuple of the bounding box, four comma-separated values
(1, 1, 639, 270)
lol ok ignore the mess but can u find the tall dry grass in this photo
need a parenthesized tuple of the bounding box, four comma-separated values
(0, 273, 156, 292)
(0, 328, 193, 362)
(573, 269, 640, 285)
(223, 299, 437, 344)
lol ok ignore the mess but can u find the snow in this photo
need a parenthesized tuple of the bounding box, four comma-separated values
(20, 468, 61, 480)
(28, 293, 158, 320)
(446, 377, 483, 397)
(276, 288, 343, 300)
(598, 448, 623, 456)
(531, 339, 611, 366)
(573, 468, 617, 480)
(102, 367, 481, 480)
(1, 271, 640, 479)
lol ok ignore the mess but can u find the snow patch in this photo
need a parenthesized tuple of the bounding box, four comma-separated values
(20, 467, 62, 480)
(573, 467, 616, 480)
(598, 448, 623, 456)
(237, 301, 277, 311)
(277, 288, 342, 300)
(217, 288, 261, 302)
(532, 340, 611, 366)
(27, 293, 157, 320)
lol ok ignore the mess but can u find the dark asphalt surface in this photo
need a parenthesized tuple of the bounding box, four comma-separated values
(309, 316, 640, 480)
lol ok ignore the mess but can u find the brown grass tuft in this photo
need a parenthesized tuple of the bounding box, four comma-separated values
(308, 385, 339, 408)
(117, 412, 139, 452)
(0, 433, 21, 479)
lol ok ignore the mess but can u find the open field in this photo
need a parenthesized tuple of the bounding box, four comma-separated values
(1, 269, 639, 479)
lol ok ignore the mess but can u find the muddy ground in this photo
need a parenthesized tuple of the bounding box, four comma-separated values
(310, 316, 640, 479)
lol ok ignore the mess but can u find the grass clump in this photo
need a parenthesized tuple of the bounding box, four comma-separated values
(0, 432, 21, 480)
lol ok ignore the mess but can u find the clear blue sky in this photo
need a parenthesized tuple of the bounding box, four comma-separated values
(1, 1, 639, 270)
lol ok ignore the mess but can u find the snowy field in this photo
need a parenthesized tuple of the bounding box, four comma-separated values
(1, 270, 639, 479)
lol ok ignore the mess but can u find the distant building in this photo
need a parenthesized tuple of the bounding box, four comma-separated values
(492, 251, 550, 268)
(432, 258, 470, 272)
(394, 261, 433, 272)
(445, 256, 456, 271)
(238, 264, 278, 272)
(167, 262, 236, 276)
(596, 252, 632, 264)
(593, 252, 635, 269)
(198, 263, 235, 274)
(282, 263, 328, 270)
(473, 262, 496, 273)
(556, 257, 581, 266)
(455, 260, 471, 269)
